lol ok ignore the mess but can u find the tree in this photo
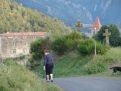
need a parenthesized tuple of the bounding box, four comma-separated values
(109, 24, 120, 46)
(95, 24, 121, 47)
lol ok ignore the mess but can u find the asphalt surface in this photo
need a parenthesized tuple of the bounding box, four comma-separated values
(54, 77, 121, 91)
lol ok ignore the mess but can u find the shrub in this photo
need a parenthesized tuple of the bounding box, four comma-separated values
(77, 39, 94, 55)
(77, 39, 110, 55)
(30, 38, 50, 60)
(85, 60, 107, 74)
(65, 38, 74, 50)
(65, 32, 83, 50)
(96, 42, 110, 54)
(0, 60, 63, 91)
(30, 39, 43, 60)
(52, 32, 84, 55)
(66, 32, 82, 40)
(52, 37, 68, 55)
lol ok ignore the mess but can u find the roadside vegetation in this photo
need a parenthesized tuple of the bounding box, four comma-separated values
(30, 23, 121, 78)
(0, 60, 63, 91)
(31, 47, 121, 78)
(30, 32, 121, 78)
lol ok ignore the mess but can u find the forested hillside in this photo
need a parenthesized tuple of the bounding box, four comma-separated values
(0, 0, 71, 36)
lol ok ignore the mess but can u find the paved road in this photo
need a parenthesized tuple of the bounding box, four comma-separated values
(54, 77, 121, 91)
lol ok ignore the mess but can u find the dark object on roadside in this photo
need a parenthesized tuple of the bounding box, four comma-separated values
(110, 66, 121, 73)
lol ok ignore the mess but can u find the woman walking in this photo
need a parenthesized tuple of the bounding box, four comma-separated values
(43, 50, 54, 82)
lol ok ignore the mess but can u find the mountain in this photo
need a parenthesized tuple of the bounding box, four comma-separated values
(0, 0, 70, 37)
(16, 0, 121, 28)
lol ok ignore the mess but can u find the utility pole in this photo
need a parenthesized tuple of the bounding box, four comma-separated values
(94, 27, 97, 56)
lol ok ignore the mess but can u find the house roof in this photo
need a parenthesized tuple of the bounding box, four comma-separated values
(0, 32, 48, 36)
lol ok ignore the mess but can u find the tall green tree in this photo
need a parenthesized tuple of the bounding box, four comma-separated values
(109, 24, 121, 46)
(95, 24, 121, 47)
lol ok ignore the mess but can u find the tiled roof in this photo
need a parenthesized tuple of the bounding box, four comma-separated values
(0, 32, 48, 36)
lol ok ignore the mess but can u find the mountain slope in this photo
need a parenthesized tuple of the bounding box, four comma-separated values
(0, 0, 70, 37)
(16, 0, 121, 28)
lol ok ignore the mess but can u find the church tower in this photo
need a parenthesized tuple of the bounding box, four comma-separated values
(91, 16, 102, 35)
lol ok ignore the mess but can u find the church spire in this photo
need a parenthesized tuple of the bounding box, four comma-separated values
(93, 16, 102, 31)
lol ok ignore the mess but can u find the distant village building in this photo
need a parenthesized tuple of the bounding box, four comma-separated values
(80, 16, 102, 37)
(0, 32, 48, 58)
(91, 16, 102, 35)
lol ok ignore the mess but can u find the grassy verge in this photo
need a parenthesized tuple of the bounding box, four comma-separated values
(32, 48, 121, 78)
(0, 60, 63, 91)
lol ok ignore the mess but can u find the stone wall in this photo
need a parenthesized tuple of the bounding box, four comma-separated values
(0, 34, 46, 58)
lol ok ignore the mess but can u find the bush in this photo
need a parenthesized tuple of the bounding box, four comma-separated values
(77, 39, 110, 55)
(85, 60, 107, 74)
(30, 38, 50, 60)
(65, 32, 83, 50)
(96, 42, 110, 54)
(77, 39, 94, 55)
(52, 32, 83, 55)
(65, 38, 74, 50)
(52, 37, 68, 55)
(30, 40, 43, 60)
(0, 60, 63, 91)
(66, 32, 82, 40)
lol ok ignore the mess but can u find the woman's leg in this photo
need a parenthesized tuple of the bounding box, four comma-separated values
(46, 64, 50, 81)
(49, 64, 54, 82)
(46, 75, 50, 81)
(50, 74, 53, 82)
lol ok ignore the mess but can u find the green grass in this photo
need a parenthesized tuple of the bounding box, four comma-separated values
(32, 48, 121, 78)
(54, 48, 121, 77)
(54, 52, 92, 77)
(0, 60, 63, 91)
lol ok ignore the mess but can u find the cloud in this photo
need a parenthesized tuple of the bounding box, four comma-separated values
(94, 4, 97, 12)
(82, 6, 93, 22)
(105, 0, 112, 9)
(86, 11, 93, 22)
(102, 0, 112, 13)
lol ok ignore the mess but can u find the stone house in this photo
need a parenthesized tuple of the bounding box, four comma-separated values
(0, 32, 48, 58)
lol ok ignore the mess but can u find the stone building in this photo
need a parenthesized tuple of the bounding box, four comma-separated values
(0, 32, 48, 58)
